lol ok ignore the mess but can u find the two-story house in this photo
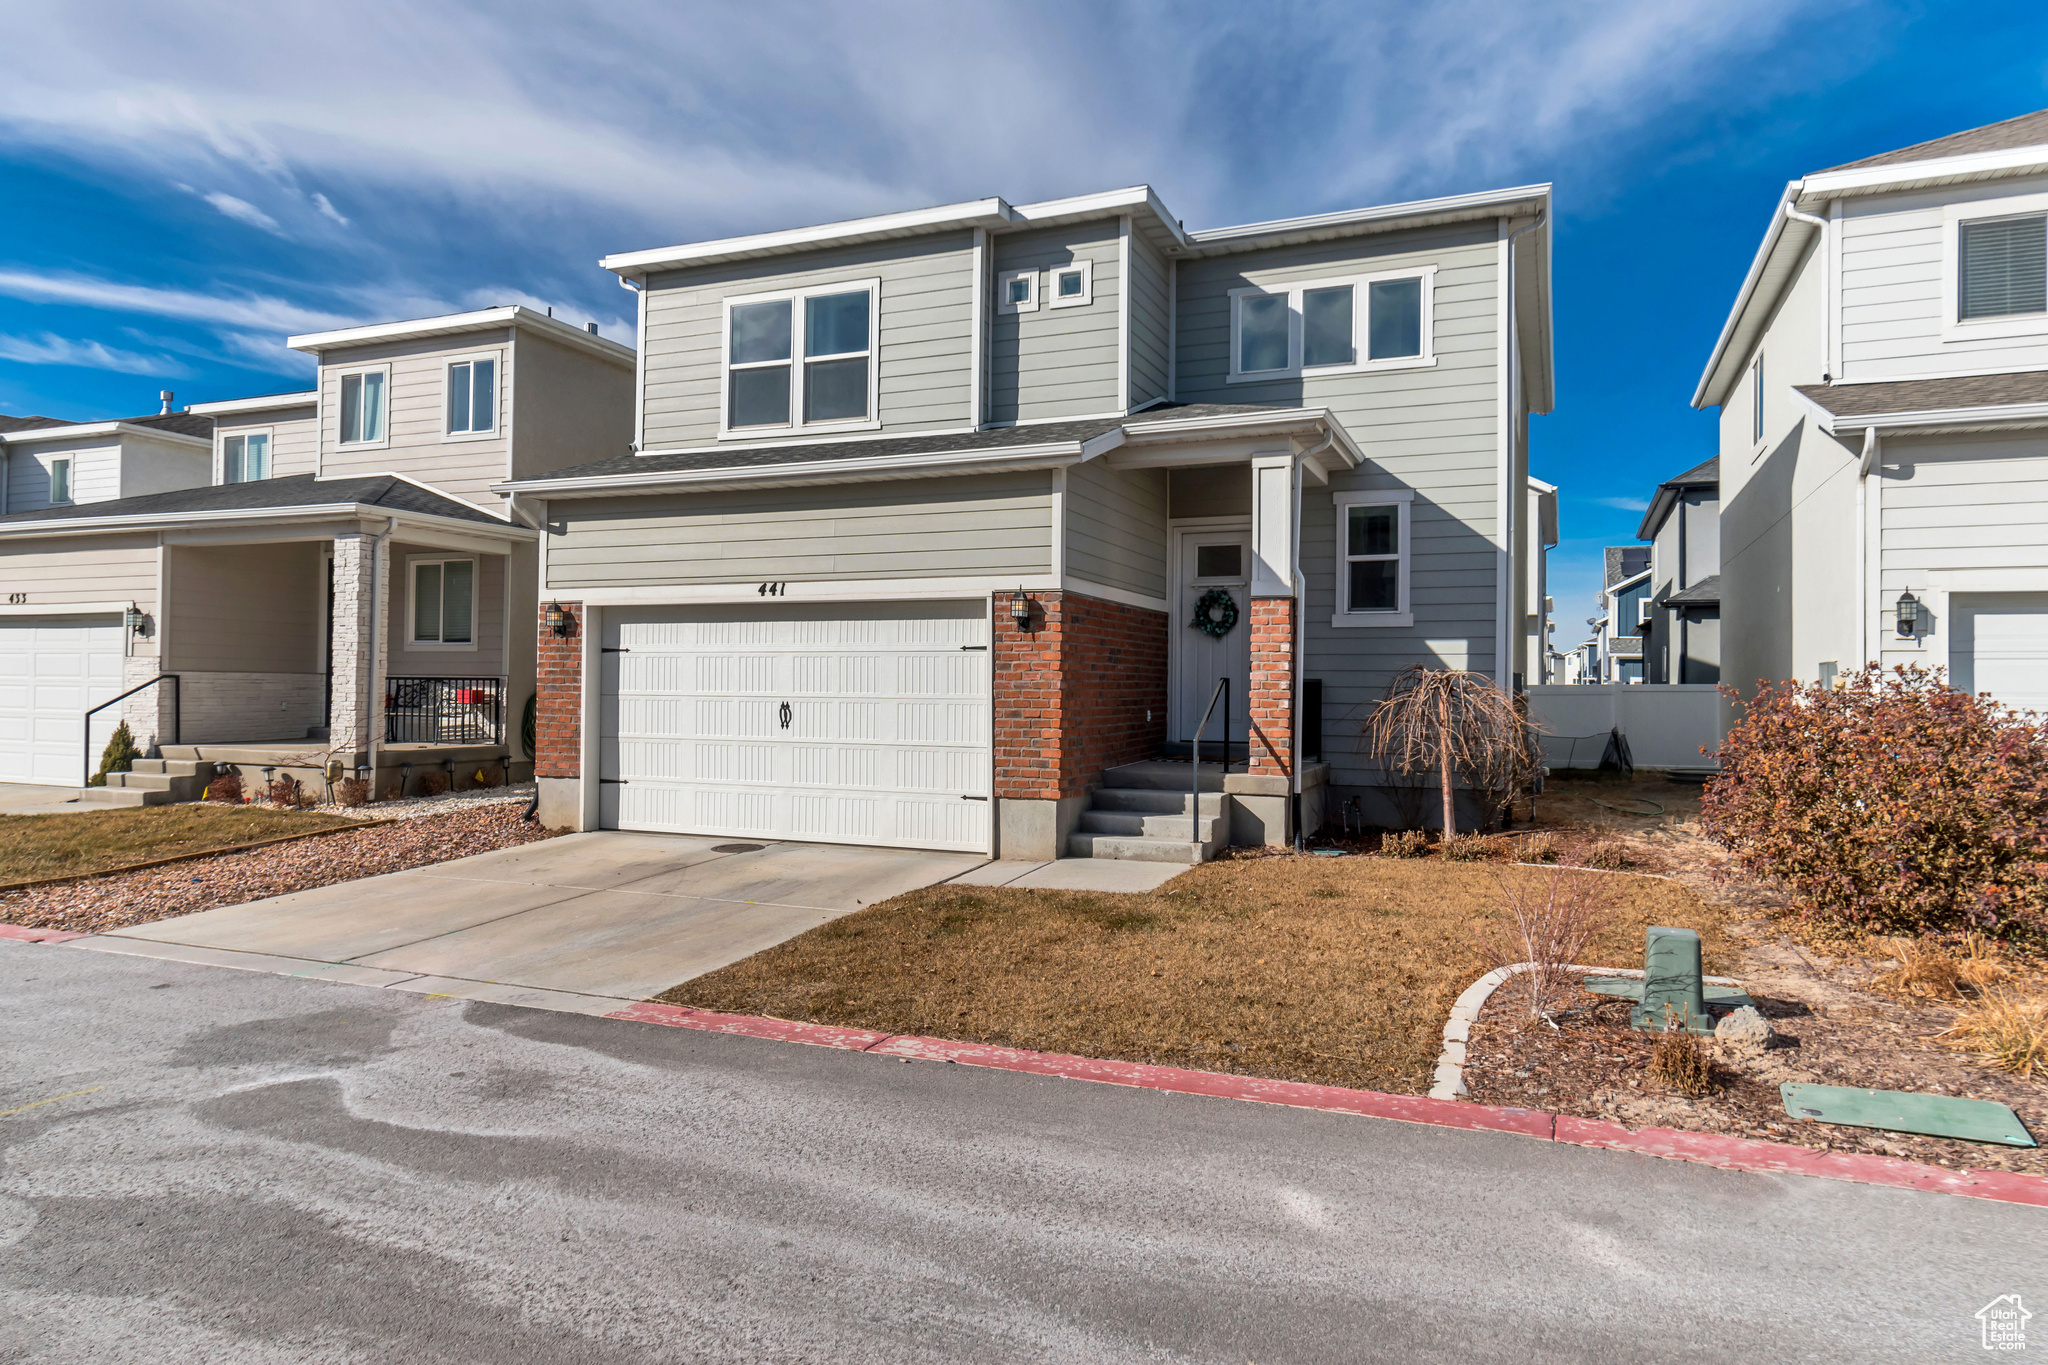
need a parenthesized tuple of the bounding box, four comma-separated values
(1593, 545, 1650, 683)
(505, 183, 1555, 860)
(1636, 456, 1720, 684)
(1696, 108, 2048, 712)
(0, 307, 634, 798)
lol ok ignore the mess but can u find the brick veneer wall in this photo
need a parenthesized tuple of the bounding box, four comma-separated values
(535, 603, 582, 779)
(993, 589, 1168, 799)
(1247, 597, 1295, 778)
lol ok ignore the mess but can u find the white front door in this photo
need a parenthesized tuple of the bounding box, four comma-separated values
(599, 600, 990, 853)
(1172, 527, 1252, 744)
(0, 614, 126, 786)
(1954, 592, 2048, 715)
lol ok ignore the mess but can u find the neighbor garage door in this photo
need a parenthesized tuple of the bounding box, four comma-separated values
(0, 614, 126, 786)
(1953, 592, 2048, 715)
(599, 601, 990, 852)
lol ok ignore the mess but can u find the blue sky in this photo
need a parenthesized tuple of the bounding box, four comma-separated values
(3, 0, 2046, 635)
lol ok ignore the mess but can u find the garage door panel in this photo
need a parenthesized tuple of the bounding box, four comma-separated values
(0, 615, 125, 787)
(1955, 592, 2048, 715)
(601, 601, 990, 853)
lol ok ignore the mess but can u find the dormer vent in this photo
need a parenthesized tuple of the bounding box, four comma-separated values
(159, 390, 174, 414)
(585, 322, 598, 334)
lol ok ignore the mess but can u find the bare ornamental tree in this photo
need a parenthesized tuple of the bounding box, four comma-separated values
(1360, 666, 1540, 835)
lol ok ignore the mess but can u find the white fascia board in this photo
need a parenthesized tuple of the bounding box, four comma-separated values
(288, 307, 634, 365)
(1185, 183, 1552, 256)
(494, 438, 1099, 497)
(1801, 143, 2048, 200)
(1124, 406, 1364, 467)
(600, 198, 1016, 278)
(1821, 401, 2048, 434)
(183, 391, 318, 416)
(0, 503, 534, 543)
(1527, 476, 1558, 494)
(1010, 185, 1188, 254)
(1692, 182, 1807, 410)
(0, 421, 212, 451)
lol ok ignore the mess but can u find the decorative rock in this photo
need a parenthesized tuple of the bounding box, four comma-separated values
(1715, 1006, 1775, 1056)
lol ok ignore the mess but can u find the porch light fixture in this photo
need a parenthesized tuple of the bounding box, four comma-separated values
(124, 604, 152, 639)
(1009, 588, 1032, 633)
(1896, 590, 1922, 639)
(544, 601, 570, 637)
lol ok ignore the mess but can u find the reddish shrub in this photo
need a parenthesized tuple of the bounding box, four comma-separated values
(1701, 666, 2048, 940)
(206, 770, 244, 805)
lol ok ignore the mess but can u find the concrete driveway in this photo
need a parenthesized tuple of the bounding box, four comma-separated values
(80, 831, 983, 1011)
(0, 782, 93, 815)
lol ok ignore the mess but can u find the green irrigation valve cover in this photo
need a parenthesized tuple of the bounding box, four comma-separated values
(1629, 926, 1714, 1034)
(1782, 1083, 2037, 1147)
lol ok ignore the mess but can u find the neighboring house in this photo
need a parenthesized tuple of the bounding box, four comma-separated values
(1636, 456, 1721, 683)
(1558, 640, 1597, 685)
(1596, 545, 1650, 682)
(0, 308, 634, 797)
(1524, 477, 1559, 683)
(1695, 107, 2048, 713)
(505, 182, 1555, 859)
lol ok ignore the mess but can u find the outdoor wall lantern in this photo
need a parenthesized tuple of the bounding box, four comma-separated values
(124, 604, 153, 638)
(1896, 590, 1923, 639)
(544, 601, 570, 637)
(1009, 588, 1033, 633)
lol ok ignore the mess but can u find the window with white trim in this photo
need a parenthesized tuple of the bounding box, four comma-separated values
(1048, 260, 1092, 308)
(1958, 212, 2047, 321)
(445, 357, 497, 435)
(997, 268, 1038, 314)
(1332, 489, 1412, 626)
(223, 432, 270, 483)
(48, 456, 71, 504)
(1229, 269, 1434, 381)
(337, 368, 388, 445)
(724, 279, 878, 432)
(409, 556, 476, 646)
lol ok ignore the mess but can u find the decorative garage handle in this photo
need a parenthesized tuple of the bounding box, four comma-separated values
(779, 701, 793, 730)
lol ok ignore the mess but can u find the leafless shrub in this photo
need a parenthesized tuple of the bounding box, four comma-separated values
(1476, 867, 1619, 1019)
(417, 771, 451, 798)
(266, 773, 303, 809)
(1360, 666, 1540, 835)
(205, 771, 244, 804)
(1378, 829, 1429, 859)
(1517, 833, 1562, 864)
(336, 777, 370, 808)
(1574, 835, 1640, 871)
(1650, 1012, 1712, 1094)
(1441, 834, 1498, 863)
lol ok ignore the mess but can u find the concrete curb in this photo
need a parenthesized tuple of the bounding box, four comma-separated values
(605, 1000, 2048, 1209)
(0, 924, 88, 944)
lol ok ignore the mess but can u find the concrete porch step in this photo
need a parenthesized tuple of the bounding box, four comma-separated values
(1099, 759, 1230, 793)
(1090, 787, 1226, 816)
(76, 785, 167, 807)
(1076, 808, 1225, 841)
(129, 758, 215, 778)
(1064, 831, 1215, 864)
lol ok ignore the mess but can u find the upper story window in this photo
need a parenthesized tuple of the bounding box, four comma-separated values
(338, 367, 388, 445)
(1049, 261, 1092, 309)
(723, 279, 878, 433)
(1959, 212, 2047, 321)
(223, 432, 270, 483)
(997, 269, 1038, 314)
(409, 556, 476, 647)
(445, 357, 497, 436)
(48, 456, 71, 504)
(1229, 268, 1435, 382)
(1331, 488, 1413, 628)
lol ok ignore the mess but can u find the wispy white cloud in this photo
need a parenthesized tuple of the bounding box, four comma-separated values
(1593, 496, 1651, 512)
(201, 190, 284, 234)
(0, 332, 188, 376)
(310, 192, 347, 226)
(0, 269, 352, 333)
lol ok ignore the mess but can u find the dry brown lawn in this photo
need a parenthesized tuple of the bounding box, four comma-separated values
(0, 804, 356, 885)
(662, 856, 1733, 1095)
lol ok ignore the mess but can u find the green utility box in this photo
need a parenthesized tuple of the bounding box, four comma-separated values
(1629, 926, 1714, 1034)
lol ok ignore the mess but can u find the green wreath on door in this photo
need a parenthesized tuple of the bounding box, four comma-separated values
(1190, 587, 1239, 638)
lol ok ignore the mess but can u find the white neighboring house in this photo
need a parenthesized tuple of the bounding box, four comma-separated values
(1696, 107, 2048, 713)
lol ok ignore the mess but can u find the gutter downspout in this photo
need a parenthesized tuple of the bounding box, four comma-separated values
(1499, 211, 1546, 691)
(1856, 424, 1880, 670)
(1783, 198, 1831, 378)
(1290, 431, 1336, 850)
(365, 516, 396, 799)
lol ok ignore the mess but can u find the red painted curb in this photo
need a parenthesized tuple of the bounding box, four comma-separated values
(606, 1001, 2048, 1208)
(0, 924, 88, 944)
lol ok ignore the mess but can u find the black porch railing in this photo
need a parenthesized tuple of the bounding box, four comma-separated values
(385, 676, 504, 744)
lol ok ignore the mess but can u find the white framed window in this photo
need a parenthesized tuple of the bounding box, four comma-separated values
(337, 365, 389, 446)
(408, 555, 477, 648)
(222, 431, 271, 483)
(1048, 260, 1093, 309)
(1942, 193, 2048, 342)
(996, 268, 1038, 314)
(1227, 267, 1435, 382)
(444, 355, 498, 437)
(1331, 488, 1413, 628)
(48, 456, 72, 505)
(1750, 354, 1765, 446)
(721, 278, 879, 435)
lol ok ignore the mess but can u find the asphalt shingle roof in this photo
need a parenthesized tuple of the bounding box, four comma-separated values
(1795, 372, 2048, 417)
(0, 411, 215, 440)
(1665, 574, 1721, 606)
(0, 474, 503, 529)
(0, 416, 72, 434)
(1821, 109, 2048, 172)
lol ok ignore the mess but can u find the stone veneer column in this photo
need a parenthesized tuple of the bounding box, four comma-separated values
(1246, 597, 1295, 778)
(326, 532, 386, 754)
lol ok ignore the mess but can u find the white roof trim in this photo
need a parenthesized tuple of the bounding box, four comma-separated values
(288, 306, 634, 364)
(1820, 401, 2048, 434)
(1182, 183, 1552, 255)
(602, 198, 1016, 277)
(184, 391, 318, 416)
(0, 502, 535, 542)
(0, 421, 211, 450)
(1803, 142, 2048, 199)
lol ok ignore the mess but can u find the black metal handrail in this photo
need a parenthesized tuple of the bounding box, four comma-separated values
(385, 676, 505, 744)
(84, 674, 178, 787)
(1189, 676, 1230, 845)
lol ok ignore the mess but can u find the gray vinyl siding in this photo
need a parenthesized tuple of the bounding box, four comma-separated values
(991, 222, 1122, 424)
(166, 542, 322, 673)
(213, 407, 317, 482)
(640, 233, 975, 449)
(386, 544, 508, 678)
(1064, 461, 1168, 600)
(1173, 222, 1502, 784)
(510, 333, 636, 480)
(546, 471, 1053, 591)
(318, 328, 513, 512)
(1127, 226, 1171, 406)
(1169, 466, 1251, 520)
(0, 533, 158, 609)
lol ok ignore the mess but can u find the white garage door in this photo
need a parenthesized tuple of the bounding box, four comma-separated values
(1954, 593, 2048, 716)
(0, 614, 126, 786)
(599, 601, 990, 852)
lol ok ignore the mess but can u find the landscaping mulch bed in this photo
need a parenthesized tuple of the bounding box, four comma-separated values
(662, 857, 1731, 1096)
(1462, 971, 2048, 1175)
(0, 804, 560, 936)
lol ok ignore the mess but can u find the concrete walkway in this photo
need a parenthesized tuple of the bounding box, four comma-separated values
(948, 858, 1188, 892)
(76, 831, 982, 1010)
(0, 782, 94, 816)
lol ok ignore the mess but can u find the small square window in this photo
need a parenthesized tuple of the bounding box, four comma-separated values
(1008, 278, 1031, 305)
(1047, 260, 1093, 309)
(1194, 543, 1243, 579)
(997, 269, 1038, 314)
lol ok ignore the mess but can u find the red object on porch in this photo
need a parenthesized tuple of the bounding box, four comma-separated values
(454, 689, 485, 704)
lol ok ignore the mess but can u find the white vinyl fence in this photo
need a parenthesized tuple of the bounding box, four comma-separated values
(1525, 684, 1723, 772)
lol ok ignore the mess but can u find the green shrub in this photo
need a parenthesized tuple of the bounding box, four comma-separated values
(89, 722, 142, 788)
(1701, 666, 2048, 941)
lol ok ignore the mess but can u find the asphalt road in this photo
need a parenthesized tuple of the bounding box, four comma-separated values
(2, 942, 2039, 1364)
